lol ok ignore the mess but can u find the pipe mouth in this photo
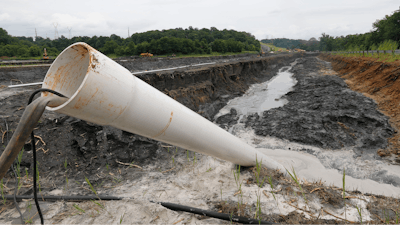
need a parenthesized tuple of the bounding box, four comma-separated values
(42, 42, 92, 111)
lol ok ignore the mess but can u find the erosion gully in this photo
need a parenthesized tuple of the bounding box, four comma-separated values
(0, 53, 399, 224)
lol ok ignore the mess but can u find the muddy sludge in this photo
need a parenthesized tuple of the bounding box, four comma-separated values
(320, 54, 400, 162)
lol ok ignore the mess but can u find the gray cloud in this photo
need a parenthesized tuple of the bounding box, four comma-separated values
(0, 0, 398, 41)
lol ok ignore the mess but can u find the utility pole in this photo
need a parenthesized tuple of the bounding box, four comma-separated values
(35, 28, 37, 41)
(67, 27, 72, 39)
(53, 22, 59, 40)
(128, 27, 130, 38)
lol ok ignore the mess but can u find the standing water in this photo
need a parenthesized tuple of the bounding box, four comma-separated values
(215, 60, 298, 118)
(215, 59, 400, 196)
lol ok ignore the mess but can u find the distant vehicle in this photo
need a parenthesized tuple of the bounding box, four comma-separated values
(140, 53, 153, 57)
(43, 48, 49, 60)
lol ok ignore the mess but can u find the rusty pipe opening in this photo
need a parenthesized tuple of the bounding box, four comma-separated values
(42, 43, 91, 110)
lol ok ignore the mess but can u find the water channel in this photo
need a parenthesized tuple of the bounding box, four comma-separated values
(215, 59, 400, 197)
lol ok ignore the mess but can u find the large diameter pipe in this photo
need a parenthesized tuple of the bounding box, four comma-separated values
(41, 42, 285, 172)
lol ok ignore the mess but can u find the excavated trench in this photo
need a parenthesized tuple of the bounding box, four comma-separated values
(0, 53, 303, 191)
(1, 53, 400, 224)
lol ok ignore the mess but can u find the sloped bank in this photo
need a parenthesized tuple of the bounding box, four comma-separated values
(320, 54, 400, 162)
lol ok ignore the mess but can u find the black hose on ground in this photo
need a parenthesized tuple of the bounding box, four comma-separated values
(155, 201, 275, 224)
(27, 89, 67, 225)
(1, 195, 123, 202)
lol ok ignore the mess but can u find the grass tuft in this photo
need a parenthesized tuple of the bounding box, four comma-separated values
(286, 166, 307, 204)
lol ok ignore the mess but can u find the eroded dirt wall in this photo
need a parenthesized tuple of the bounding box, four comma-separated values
(320, 54, 400, 160)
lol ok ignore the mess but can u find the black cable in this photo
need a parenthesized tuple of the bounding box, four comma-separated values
(1, 195, 123, 202)
(154, 201, 275, 224)
(27, 88, 66, 225)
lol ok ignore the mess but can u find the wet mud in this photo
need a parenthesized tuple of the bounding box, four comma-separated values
(243, 57, 395, 159)
(320, 54, 400, 161)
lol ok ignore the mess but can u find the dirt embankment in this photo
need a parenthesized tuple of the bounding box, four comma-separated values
(0, 53, 307, 192)
(320, 54, 400, 161)
(243, 57, 394, 160)
(0, 66, 49, 86)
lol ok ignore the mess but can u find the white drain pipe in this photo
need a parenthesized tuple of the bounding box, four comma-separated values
(41, 42, 286, 172)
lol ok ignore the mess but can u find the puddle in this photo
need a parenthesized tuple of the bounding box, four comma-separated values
(214, 61, 400, 197)
(215, 60, 298, 118)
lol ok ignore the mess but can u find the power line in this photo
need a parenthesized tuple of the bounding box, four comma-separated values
(53, 22, 59, 40)
(67, 27, 72, 39)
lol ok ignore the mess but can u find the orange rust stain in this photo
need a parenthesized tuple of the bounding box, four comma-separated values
(73, 88, 99, 109)
(152, 112, 173, 138)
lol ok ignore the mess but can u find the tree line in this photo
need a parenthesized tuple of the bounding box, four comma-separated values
(0, 26, 260, 58)
(260, 7, 400, 52)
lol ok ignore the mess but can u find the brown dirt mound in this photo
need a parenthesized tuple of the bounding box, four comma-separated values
(320, 54, 400, 161)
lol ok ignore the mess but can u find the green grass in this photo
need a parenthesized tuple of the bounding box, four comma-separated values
(260, 42, 287, 52)
(267, 176, 277, 205)
(73, 204, 85, 213)
(286, 166, 307, 204)
(330, 51, 400, 63)
(356, 205, 363, 224)
(232, 165, 243, 215)
(254, 157, 265, 221)
(1, 179, 5, 204)
(343, 168, 346, 222)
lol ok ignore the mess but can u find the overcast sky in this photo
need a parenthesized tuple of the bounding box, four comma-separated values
(1, 0, 399, 41)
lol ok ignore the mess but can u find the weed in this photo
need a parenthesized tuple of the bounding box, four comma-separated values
(267, 176, 277, 204)
(73, 204, 85, 213)
(286, 166, 307, 204)
(64, 176, 69, 190)
(16, 148, 24, 190)
(232, 165, 244, 216)
(383, 209, 390, 224)
(355, 205, 362, 224)
(343, 168, 346, 222)
(193, 153, 196, 166)
(254, 156, 265, 188)
(36, 162, 41, 192)
(254, 157, 265, 221)
(167, 147, 170, 153)
(106, 163, 109, 171)
(85, 177, 97, 195)
(1, 179, 5, 204)
(220, 185, 223, 202)
(206, 168, 212, 172)
(396, 210, 399, 224)
(25, 168, 28, 179)
(64, 158, 68, 170)
(113, 177, 122, 183)
(91, 200, 105, 210)
(120, 212, 125, 224)
(186, 150, 190, 162)
(171, 155, 175, 166)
